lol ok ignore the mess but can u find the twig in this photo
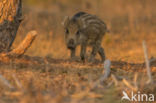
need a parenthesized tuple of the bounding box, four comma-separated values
(92, 59, 111, 88)
(142, 41, 153, 84)
(0, 74, 14, 89)
(133, 73, 138, 88)
(12, 74, 23, 89)
(122, 79, 138, 92)
(100, 59, 111, 82)
(111, 74, 119, 86)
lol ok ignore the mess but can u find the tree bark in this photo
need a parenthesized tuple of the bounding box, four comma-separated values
(0, 0, 22, 52)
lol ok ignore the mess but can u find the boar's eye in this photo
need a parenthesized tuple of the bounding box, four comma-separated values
(76, 30, 80, 36)
(65, 29, 69, 34)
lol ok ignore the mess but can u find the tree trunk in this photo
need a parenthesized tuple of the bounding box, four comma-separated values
(0, 0, 22, 52)
(0, 0, 37, 63)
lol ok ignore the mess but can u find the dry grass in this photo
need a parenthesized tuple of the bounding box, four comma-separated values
(0, 0, 156, 103)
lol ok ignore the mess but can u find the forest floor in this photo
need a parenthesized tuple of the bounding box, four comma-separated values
(0, 32, 156, 103)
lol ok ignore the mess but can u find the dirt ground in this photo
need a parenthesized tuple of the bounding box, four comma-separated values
(0, 0, 156, 103)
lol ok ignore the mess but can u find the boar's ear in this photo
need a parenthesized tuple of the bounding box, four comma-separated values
(77, 19, 86, 29)
(62, 16, 70, 28)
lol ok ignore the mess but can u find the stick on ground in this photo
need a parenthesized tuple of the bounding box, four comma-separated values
(142, 41, 153, 84)
(122, 79, 138, 92)
(100, 59, 111, 82)
(92, 59, 111, 89)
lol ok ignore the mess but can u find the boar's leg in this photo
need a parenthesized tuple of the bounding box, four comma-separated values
(70, 48, 76, 59)
(98, 47, 105, 62)
(80, 44, 87, 62)
(89, 44, 100, 62)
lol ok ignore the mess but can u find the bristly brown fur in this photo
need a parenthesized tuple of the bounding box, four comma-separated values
(63, 12, 108, 62)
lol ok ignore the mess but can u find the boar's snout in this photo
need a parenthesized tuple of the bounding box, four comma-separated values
(67, 39, 75, 49)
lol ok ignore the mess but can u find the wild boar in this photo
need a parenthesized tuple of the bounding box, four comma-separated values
(62, 12, 109, 62)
